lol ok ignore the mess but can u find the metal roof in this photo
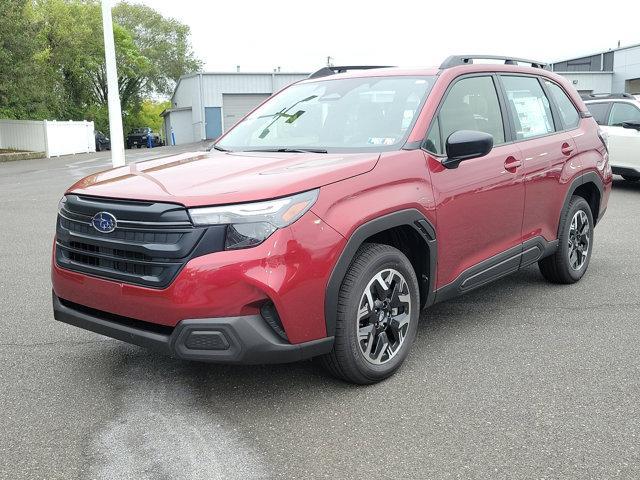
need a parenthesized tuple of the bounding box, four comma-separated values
(159, 106, 191, 117)
(551, 42, 640, 64)
(170, 71, 310, 105)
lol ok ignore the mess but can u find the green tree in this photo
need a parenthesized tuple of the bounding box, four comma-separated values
(31, 0, 107, 119)
(0, 0, 200, 129)
(113, 2, 201, 100)
(124, 99, 170, 137)
(0, 0, 56, 118)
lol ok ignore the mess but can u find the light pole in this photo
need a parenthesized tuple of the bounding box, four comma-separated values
(101, 0, 125, 167)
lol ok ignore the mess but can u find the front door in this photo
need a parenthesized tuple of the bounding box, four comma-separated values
(424, 75, 525, 288)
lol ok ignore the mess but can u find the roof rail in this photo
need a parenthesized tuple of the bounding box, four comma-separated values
(307, 65, 394, 79)
(440, 55, 547, 70)
(580, 93, 636, 100)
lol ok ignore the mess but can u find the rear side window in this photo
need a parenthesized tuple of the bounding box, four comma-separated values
(544, 81, 580, 129)
(427, 76, 505, 155)
(586, 103, 610, 125)
(501, 76, 555, 140)
(608, 102, 640, 126)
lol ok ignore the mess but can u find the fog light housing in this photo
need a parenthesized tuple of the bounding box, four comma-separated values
(184, 330, 230, 351)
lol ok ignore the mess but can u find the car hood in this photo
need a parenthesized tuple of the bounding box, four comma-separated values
(67, 150, 380, 207)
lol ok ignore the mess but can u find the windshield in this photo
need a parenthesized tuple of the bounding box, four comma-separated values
(216, 75, 435, 153)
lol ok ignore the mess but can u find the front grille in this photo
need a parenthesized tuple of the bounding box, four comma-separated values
(55, 194, 226, 288)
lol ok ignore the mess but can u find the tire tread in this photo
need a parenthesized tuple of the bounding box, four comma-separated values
(539, 196, 592, 284)
(321, 243, 416, 384)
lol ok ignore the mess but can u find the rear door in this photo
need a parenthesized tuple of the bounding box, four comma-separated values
(424, 75, 526, 288)
(499, 75, 579, 244)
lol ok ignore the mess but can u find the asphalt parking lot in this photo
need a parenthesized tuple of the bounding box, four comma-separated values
(1, 146, 639, 479)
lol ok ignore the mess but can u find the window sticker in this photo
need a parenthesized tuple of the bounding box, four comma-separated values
(512, 96, 553, 138)
(368, 137, 396, 145)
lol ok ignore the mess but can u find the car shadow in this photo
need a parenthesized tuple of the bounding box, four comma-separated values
(77, 263, 573, 477)
(612, 177, 640, 191)
(98, 264, 550, 397)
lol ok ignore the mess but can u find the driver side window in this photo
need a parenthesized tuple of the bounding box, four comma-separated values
(425, 76, 505, 155)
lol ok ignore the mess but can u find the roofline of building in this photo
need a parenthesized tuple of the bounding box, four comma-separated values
(552, 71, 614, 75)
(551, 42, 640, 65)
(201, 71, 310, 76)
(178, 71, 310, 82)
(170, 71, 310, 105)
(159, 106, 192, 117)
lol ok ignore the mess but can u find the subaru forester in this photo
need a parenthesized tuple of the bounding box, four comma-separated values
(52, 55, 612, 384)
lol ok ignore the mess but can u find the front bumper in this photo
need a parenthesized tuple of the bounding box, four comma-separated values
(52, 210, 346, 344)
(53, 293, 333, 364)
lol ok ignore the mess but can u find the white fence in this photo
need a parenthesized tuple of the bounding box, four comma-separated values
(0, 119, 95, 157)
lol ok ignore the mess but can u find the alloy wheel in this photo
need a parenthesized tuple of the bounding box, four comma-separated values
(568, 210, 590, 271)
(356, 269, 411, 365)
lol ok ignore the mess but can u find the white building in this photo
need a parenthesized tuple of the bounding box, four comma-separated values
(550, 43, 640, 96)
(161, 71, 309, 145)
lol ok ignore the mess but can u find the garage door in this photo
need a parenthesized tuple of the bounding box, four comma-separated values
(169, 108, 194, 145)
(222, 94, 270, 132)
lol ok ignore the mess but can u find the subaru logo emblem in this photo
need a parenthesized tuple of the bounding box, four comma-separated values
(91, 211, 117, 233)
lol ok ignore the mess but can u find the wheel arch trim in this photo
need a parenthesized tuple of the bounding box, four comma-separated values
(558, 171, 604, 234)
(324, 209, 437, 338)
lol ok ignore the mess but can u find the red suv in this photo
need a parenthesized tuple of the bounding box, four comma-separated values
(52, 55, 612, 384)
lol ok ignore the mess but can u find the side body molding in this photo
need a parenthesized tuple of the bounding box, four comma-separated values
(324, 209, 437, 338)
(434, 172, 604, 304)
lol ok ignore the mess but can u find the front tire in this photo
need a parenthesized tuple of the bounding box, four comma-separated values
(539, 196, 593, 284)
(321, 243, 420, 384)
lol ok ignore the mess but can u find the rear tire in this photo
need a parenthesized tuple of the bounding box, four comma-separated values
(622, 175, 639, 182)
(539, 196, 593, 284)
(321, 243, 420, 384)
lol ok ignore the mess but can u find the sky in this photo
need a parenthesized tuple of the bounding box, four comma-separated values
(134, 0, 639, 73)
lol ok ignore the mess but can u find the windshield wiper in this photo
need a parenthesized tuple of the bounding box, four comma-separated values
(211, 144, 229, 152)
(243, 148, 328, 154)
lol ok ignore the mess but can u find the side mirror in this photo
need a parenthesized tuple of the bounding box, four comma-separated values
(622, 121, 640, 131)
(442, 130, 494, 169)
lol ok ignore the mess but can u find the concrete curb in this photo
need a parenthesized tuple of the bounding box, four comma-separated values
(0, 151, 46, 162)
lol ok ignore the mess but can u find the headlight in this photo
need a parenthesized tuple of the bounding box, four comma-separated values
(188, 189, 319, 250)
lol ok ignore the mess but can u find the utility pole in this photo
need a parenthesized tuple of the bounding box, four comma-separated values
(101, 0, 125, 168)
